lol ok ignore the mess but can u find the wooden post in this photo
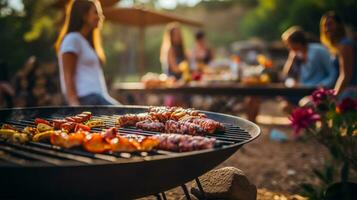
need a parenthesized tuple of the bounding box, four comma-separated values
(139, 27, 146, 76)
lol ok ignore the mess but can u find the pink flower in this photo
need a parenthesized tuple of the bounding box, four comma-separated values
(338, 98, 357, 112)
(311, 88, 336, 105)
(289, 108, 320, 135)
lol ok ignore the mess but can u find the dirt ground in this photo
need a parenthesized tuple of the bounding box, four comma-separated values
(137, 99, 334, 199)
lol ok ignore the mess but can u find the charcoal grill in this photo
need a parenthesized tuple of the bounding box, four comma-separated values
(0, 106, 260, 199)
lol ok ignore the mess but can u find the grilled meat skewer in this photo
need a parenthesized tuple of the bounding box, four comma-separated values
(154, 133, 216, 152)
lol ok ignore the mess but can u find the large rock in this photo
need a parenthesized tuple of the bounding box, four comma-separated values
(191, 167, 257, 200)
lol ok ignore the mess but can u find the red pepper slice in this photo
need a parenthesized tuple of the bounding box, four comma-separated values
(34, 118, 50, 126)
(74, 123, 90, 132)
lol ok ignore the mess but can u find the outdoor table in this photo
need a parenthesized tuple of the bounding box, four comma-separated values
(114, 82, 316, 97)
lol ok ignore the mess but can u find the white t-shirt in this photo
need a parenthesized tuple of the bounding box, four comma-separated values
(59, 32, 108, 98)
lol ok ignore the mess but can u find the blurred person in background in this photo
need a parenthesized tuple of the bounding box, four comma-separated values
(246, 26, 336, 121)
(55, 0, 119, 106)
(160, 22, 187, 80)
(281, 26, 337, 110)
(191, 30, 214, 69)
(281, 26, 337, 90)
(0, 60, 14, 108)
(160, 23, 188, 107)
(12, 56, 37, 107)
(320, 11, 357, 99)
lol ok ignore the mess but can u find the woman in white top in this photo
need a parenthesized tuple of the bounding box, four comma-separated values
(55, 0, 119, 106)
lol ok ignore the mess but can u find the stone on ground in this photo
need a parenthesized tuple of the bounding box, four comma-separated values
(191, 167, 257, 200)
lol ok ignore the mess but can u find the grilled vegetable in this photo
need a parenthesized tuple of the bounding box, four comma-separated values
(37, 123, 54, 132)
(1, 124, 17, 131)
(32, 130, 55, 142)
(0, 129, 18, 139)
(34, 118, 51, 126)
(23, 126, 36, 135)
(74, 124, 90, 132)
(8, 133, 29, 144)
(85, 120, 104, 128)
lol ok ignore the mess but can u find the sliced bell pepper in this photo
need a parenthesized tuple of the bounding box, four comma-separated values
(32, 130, 55, 142)
(34, 118, 50, 126)
(74, 124, 90, 132)
(36, 123, 54, 132)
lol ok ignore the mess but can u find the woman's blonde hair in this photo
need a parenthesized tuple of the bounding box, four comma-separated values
(160, 22, 185, 66)
(55, 0, 106, 63)
(320, 11, 346, 55)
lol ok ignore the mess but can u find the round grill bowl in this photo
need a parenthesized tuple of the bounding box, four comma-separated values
(0, 106, 260, 199)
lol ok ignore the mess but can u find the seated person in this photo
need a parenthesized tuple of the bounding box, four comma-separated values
(190, 30, 214, 70)
(281, 26, 337, 108)
(246, 26, 337, 122)
(320, 11, 357, 99)
(282, 26, 336, 88)
(160, 22, 187, 80)
(160, 23, 188, 107)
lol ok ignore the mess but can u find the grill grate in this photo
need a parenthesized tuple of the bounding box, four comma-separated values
(0, 114, 251, 166)
(0, 106, 260, 199)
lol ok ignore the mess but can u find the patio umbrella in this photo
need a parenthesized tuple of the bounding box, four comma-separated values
(52, 0, 120, 8)
(103, 7, 203, 75)
(103, 7, 202, 27)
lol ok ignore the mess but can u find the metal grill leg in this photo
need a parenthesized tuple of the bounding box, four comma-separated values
(161, 192, 167, 200)
(155, 192, 167, 200)
(181, 184, 192, 200)
(155, 193, 162, 200)
(195, 178, 206, 199)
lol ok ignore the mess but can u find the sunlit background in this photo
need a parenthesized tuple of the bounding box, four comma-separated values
(1, 0, 357, 105)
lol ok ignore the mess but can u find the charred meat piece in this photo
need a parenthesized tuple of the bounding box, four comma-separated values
(154, 134, 216, 152)
(148, 106, 206, 121)
(149, 110, 172, 122)
(60, 122, 77, 133)
(148, 106, 178, 113)
(136, 120, 165, 132)
(179, 116, 224, 134)
(101, 127, 118, 141)
(52, 119, 67, 129)
(165, 120, 205, 135)
(117, 113, 151, 127)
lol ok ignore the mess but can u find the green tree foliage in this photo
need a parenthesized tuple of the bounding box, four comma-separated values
(240, 0, 357, 40)
(0, 0, 59, 75)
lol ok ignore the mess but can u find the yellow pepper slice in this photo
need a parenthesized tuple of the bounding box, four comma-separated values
(32, 130, 55, 142)
(85, 120, 104, 128)
(37, 123, 54, 133)
(0, 129, 17, 139)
